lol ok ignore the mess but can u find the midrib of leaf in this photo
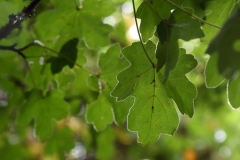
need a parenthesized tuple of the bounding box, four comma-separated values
(136, 66, 174, 142)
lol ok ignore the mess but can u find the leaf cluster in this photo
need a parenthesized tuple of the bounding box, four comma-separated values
(0, 0, 240, 159)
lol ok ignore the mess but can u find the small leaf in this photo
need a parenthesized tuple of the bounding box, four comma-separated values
(49, 38, 78, 74)
(86, 90, 114, 131)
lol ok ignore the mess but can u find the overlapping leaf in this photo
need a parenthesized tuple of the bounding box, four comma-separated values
(48, 38, 78, 74)
(206, 9, 240, 78)
(17, 90, 70, 141)
(156, 8, 204, 82)
(112, 41, 197, 145)
(137, 0, 184, 42)
(202, 0, 238, 42)
(86, 44, 134, 130)
(86, 89, 114, 131)
(45, 127, 75, 157)
(33, 0, 114, 49)
(183, 0, 206, 17)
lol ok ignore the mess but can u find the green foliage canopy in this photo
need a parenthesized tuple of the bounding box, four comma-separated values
(1, 0, 240, 159)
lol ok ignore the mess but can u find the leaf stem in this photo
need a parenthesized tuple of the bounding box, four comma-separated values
(0, 43, 37, 87)
(132, 0, 156, 67)
(164, 0, 222, 29)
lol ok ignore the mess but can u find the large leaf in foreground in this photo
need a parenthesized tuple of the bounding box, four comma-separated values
(112, 41, 197, 145)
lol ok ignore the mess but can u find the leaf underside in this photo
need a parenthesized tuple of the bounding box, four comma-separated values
(112, 41, 197, 145)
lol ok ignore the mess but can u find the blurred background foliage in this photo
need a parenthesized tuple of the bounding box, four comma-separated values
(0, 0, 240, 160)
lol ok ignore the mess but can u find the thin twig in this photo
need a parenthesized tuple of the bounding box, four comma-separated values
(0, 43, 37, 87)
(132, 0, 156, 67)
(0, 0, 41, 40)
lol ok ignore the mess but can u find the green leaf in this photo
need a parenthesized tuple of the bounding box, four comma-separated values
(137, 0, 184, 42)
(17, 90, 70, 141)
(86, 44, 133, 129)
(99, 44, 129, 87)
(166, 49, 198, 117)
(112, 41, 197, 145)
(34, 0, 114, 48)
(205, 54, 225, 88)
(156, 37, 179, 82)
(86, 89, 114, 131)
(99, 44, 134, 125)
(96, 127, 115, 160)
(87, 75, 99, 92)
(45, 127, 75, 157)
(156, 8, 204, 82)
(48, 38, 78, 74)
(20, 44, 54, 91)
(0, 1, 19, 26)
(228, 74, 240, 108)
(202, 0, 238, 42)
(53, 66, 76, 91)
(112, 97, 134, 126)
(183, 0, 206, 17)
(170, 9, 205, 41)
(206, 9, 240, 78)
